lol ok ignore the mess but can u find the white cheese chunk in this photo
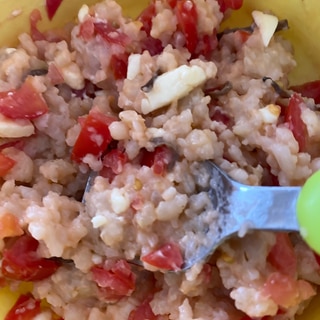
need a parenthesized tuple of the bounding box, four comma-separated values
(127, 54, 142, 80)
(252, 11, 279, 47)
(0, 113, 34, 138)
(141, 65, 207, 114)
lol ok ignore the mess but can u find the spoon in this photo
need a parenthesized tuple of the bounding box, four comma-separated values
(83, 161, 319, 271)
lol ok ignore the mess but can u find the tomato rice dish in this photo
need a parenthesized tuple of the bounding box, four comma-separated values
(0, 0, 320, 319)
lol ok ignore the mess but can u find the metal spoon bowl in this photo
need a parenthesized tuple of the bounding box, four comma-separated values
(83, 161, 301, 271)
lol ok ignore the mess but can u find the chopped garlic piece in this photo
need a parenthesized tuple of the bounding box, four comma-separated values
(0, 113, 34, 138)
(141, 65, 207, 114)
(252, 11, 278, 47)
(78, 4, 89, 23)
(127, 54, 142, 80)
(259, 104, 281, 124)
(110, 188, 130, 214)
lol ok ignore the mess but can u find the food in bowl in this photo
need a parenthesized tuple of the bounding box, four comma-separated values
(0, 0, 320, 319)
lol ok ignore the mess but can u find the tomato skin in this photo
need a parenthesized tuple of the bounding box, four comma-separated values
(0, 153, 16, 177)
(30, 9, 46, 41)
(0, 77, 48, 119)
(5, 294, 41, 320)
(138, 3, 156, 35)
(284, 93, 308, 152)
(140, 145, 176, 175)
(91, 259, 136, 301)
(94, 22, 130, 46)
(128, 297, 158, 320)
(217, 0, 243, 13)
(1, 234, 61, 281)
(110, 53, 129, 80)
(290, 80, 320, 104)
(46, 0, 63, 20)
(138, 3, 164, 56)
(267, 233, 297, 277)
(141, 242, 183, 271)
(71, 110, 116, 163)
(176, 0, 198, 54)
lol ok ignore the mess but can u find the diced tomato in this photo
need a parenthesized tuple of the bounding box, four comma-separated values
(0, 77, 48, 119)
(168, 0, 178, 9)
(141, 242, 183, 271)
(267, 233, 297, 277)
(94, 22, 130, 46)
(5, 293, 41, 320)
(128, 297, 158, 320)
(110, 53, 129, 80)
(0, 153, 16, 177)
(137, 3, 164, 56)
(217, 0, 243, 13)
(176, 0, 198, 54)
(209, 105, 232, 126)
(79, 18, 95, 41)
(290, 80, 320, 104)
(196, 32, 218, 59)
(0, 213, 24, 239)
(1, 234, 61, 281)
(284, 93, 308, 152)
(263, 272, 315, 308)
(235, 30, 251, 43)
(71, 110, 116, 163)
(91, 259, 136, 301)
(140, 36, 164, 56)
(140, 145, 176, 175)
(46, 0, 63, 20)
(29, 9, 46, 41)
(138, 3, 156, 35)
(102, 149, 128, 174)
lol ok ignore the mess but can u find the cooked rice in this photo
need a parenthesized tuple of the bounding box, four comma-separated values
(0, 0, 319, 319)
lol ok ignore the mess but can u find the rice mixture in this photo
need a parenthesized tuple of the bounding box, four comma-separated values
(1, 0, 320, 319)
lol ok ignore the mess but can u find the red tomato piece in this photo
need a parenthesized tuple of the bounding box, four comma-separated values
(284, 93, 308, 152)
(262, 272, 316, 308)
(138, 3, 156, 35)
(102, 149, 128, 174)
(5, 294, 41, 320)
(128, 297, 158, 320)
(141, 242, 183, 271)
(196, 32, 218, 59)
(0, 77, 48, 119)
(79, 18, 95, 41)
(217, 0, 243, 13)
(1, 234, 61, 281)
(110, 53, 129, 80)
(91, 259, 136, 301)
(46, 0, 63, 20)
(29, 9, 46, 41)
(0, 153, 16, 177)
(263, 272, 296, 308)
(290, 80, 320, 104)
(0, 212, 24, 239)
(176, 0, 198, 54)
(140, 145, 175, 175)
(71, 110, 116, 163)
(267, 233, 297, 277)
(94, 22, 130, 46)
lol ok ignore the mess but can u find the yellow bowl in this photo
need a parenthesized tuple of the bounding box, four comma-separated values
(0, 0, 319, 319)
